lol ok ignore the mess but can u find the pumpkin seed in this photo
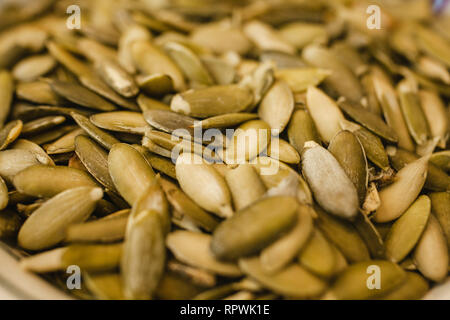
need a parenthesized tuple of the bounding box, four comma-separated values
(0, 209, 22, 239)
(46, 128, 85, 154)
(13, 165, 97, 198)
(0, 71, 14, 126)
(66, 214, 128, 243)
(429, 192, 450, 249)
(0, 149, 48, 184)
(22, 115, 65, 136)
(385, 195, 431, 263)
(382, 272, 429, 300)
(18, 187, 103, 250)
(108, 143, 156, 206)
(298, 229, 336, 278)
(91, 111, 149, 135)
(71, 112, 120, 150)
(16, 81, 65, 106)
(136, 74, 174, 97)
(0, 120, 22, 151)
(84, 272, 125, 300)
(95, 59, 139, 98)
(193, 113, 258, 130)
(287, 109, 321, 154)
(275, 68, 330, 93)
(419, 89, 449, 149)
(211, 196, 298, 260)
(170, 85, 253, 118)
(413, 215, 449, 282)
(430, 151, 450, 173)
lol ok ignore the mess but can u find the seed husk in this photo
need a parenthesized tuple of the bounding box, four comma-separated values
(315, 206, 370, 263)
(0, 120, 22, 151)
(91, 111, 149, 135)
(224, 164, 266, 211)
(13, 165, 97, 198)
(49, 79, 117, 112)
(170, 85, 253, 118)
(192, 113, 258, 130)
(167, 231, 242, 277)
(108, 143, 156, 206)
(305, 86, 345, 143)
(239, 257, 327, 299)
(374, 156, 428, 223)
(71, 112, 120, 150)
(74, 135, 116, 192)
(337, 100, 398, 143)
(260, 205, 313, 273)
(0, 149, 48, 184)
(211, 196, 298, 260)
(18, 187, 103, 250)
(385, 195, 431, 263)
(122, 209, 165, 299)
(160, 178, 218, 232)
(164, 41, 214, 85)
(46, 128, 85, 154)
(176, 153, 232, 218)
(136, 73, 174, 97)
(382, 272, 429, 300)
(429, 192, 450, 249)
(287, 109, 321, 154)
(275, 68, 330, 93)
(328, 131, 368, 204)
(131, 39, 185, 92)
(302, 141, 359, 220)
(326, 260, 406, 300)
(413, 215, 449, 282)
(0, 209, 22, 239)
(258, 80, 294, 132)
(0, 71, 14, 127)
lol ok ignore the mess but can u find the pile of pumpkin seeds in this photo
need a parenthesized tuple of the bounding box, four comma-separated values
(0, 0, 449, 300)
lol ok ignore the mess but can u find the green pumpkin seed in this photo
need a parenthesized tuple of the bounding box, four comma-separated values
(398, 82, 430, 146)
(160, 178, 218, 232)
(46, 128, 85, 154)
(315, 206, 370, 263)
(122, 209, 165, 299)
(302, 141, 359, 219)
(164, 41, 214, 85)
(22, 115, 65, 136)
(131, 39, 185, 91)
(11, 138, 54, 166)
(298, 229, 336, 278)
(331, 42, 368, 77)
(328, 130, 368, 203)
(95, 59, 139, 98)
(84, 272, 125, 300)
(74, 135, 116, 192)
(353, 212, 385, 259)
(16, 81, 65, 106)
(260, 205, 313, 273)
(90, 111, 149, 135)
(413, 215, 449, 282)
(429, 192, 450, 249)
(18, 187, 103, 250)
(326, 260, 406, 300)
(419, 89, 449, 149)
(49, 80, 117, 112)
(382, 272, 429, 300)
(66, 214, 128, 243)
(167, 231, 242, 277)
(243, 20, 295, 54)
(201, 56, 236, 85)
(374, 156, 428, 223)
(170, 85, 253, 118)
(385, 195, 431, 263)
(279, 22, 327, 49)
(338, 100, 398, 143)
(267, 137, 300, 164)
(62, 243, 122, 272)
(135, 147, 176, 179)
(12, 54, 55, 81)
(287, 109, 321, 154)
(71, 112, 120, 150)
(0, 176, 8, 210)
(176, 153, 232, 218)
(430, 151, 450, 173)
(415, 25, 450, 68)
(108, 143, 156, 206)
(144, 109, 195, 135)
(0, 71, 14, 127)
(211, 196, 298, 260)
(13, 165, 98, 198)
(340, 120, 390, 171)
(193, 113, 258, 130)
(239, 257, 326, 299)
